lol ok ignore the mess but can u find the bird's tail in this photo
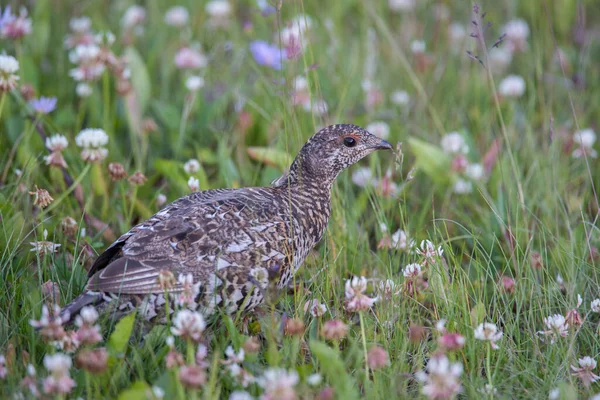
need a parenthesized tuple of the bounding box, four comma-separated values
(60, 291, 104, 322)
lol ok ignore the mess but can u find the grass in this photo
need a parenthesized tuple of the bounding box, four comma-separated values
(1, 0, 599, 398)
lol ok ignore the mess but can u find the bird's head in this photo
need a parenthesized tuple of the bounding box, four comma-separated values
(274, 124, 393, 187)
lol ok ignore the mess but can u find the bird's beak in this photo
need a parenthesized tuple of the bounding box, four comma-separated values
(373, 139, 393, 150)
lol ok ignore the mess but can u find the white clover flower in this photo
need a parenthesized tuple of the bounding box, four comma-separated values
(448, 23, 467, 49)
(183, 158, 201, 174)
(465, 163, 484, 180)
(344, 276, 377, 312)
(345, 276, 368, 298)
(69, 17, 91, 33)
(415, 355, 463, 400)
(229, 391, 253, 400)
(185, 75, 205, 92)
(502, 19, 530, 51)
(293, 75, 308, 91)
(306, 373, 322, 386)
(366, 121, 390, 140)
(280, 14, 312, 47)
(152, 386, 165, 399)
(156, 193, 167, 207)
(171, 309, 206, 341)
(75, 306, 99, 327)
(572, 129, 597, 158)
(410, 40, 426, 54)
(453, 178, 473, 194)
(538, 314, 569, 344)
(548, 388, 560, 400)
(391, 229, 409, 250)
(121, 5, 146, 28)
(0, 54, 20, 92)
(257, 368, 299, 399)
(69, 44, 101, 64)
(165, 6, 189, 27)
(403, 263, 421, 277)
(45, 134, 69, 152)
(188, 177, 200, 192)
(571, 356, 600, 388)
(351, 167, 374, 188)
(474, 322, 503, 349)
(591, 299, 600, 313)
(391, 90, 410, 106)
(415, 240, 444, 262)
(76, 128, 109, 162)
(441, 132, 469, 155)
(388, 0, 416, 12)
(44, 353, 72, 374)
(498, 75, 526, 98)
(76, 83, 93, 97)
(304, 299, 327, 317)
(205, 1, 232, 19)
(303, 98, 328, 116)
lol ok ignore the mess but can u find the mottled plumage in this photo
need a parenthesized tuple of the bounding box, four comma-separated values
(62, 124, 392, 321)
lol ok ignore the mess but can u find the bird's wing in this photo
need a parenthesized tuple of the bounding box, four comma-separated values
(86, 187, 292, 294)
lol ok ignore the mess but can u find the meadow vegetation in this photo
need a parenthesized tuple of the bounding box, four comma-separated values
(0, 0, 599, 398)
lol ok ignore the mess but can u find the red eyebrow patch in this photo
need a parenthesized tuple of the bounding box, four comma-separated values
(339, 133, 360, 143)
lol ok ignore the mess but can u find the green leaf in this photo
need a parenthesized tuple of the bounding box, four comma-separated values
(408, 138, 452, 184)
(247, 147, 292, 170)
(108, 311, 137, 355)
(124, 47, 151, 115)
(309, 341, 359, 400)
(151, 100, 180, 133)
(117, 380, 150, 400)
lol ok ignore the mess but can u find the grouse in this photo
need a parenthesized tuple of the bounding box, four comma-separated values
(62, 124, 392, 321)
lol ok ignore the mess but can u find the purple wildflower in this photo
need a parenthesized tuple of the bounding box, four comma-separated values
(29, 96, 57, 114)
(249, 41, 286, 70)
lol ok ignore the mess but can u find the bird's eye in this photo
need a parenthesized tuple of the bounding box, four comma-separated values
(343, 136, 357, 147)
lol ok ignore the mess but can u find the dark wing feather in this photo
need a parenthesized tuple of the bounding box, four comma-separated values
(85, 187, 290, 295)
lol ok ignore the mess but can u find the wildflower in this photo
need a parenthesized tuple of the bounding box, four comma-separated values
(107, 162, 127, 181)
(149, 386, 166, 400)
(548, 388, 560, 400)
(69, 17, 92, 33)
(76, 82, 93, 97)
(165, 6, 189, 27)
(76, 128, 109, 162)
(29, 96, 57, 114)
(179, 364, 207, 389)
(142, 117, 159, 134)
(186, 75, 205, 91)
(416, 354, 463, 400)
(448, 23, 467, 51)
(42, 353, 76, 395)
(410, 40, 426, 54)
(572, 128, 597, 159)
(321, 320, 348, 340)
(171, 309, 206, 342)
(390, 90, 410, 106)
(249, 41, 286, 70)
(377, 279, 399, 300)
(502, 19, 529, 52)
(157, 270, 176, 291)
(74, 306, 102, 345)
(0, 6, 32, 39)
(465, 163, 484, 180)
(20, 364, 39, 396)
(75, 347, 108, 374)
(243, 336, 261, 354)
(571, 356, 600, 388)
(284, 318, 305, 336)
(30, 304, 68, 341)
(230, 391, 254, 400)
(304, 299, 327, 317)
(344, 276, 378, 312)
(184, 158, 201, 174)
(591, 299, 600, 313)
(175, 273, 202, 308)
(64, 17, 95, 49)
(500, 275, 515, 294)
(306, 373, 322, 386)
(367, 345, 390, 369)
(164, 336, 184, 369)
(257, 368, 299, 400)
(473, 322, 503, 349)
(0, 354, 6, 379)
(128, 170, 147, 185)
(403, 263, 422, 278)
(351, 167, 374, 188)
(538, 314, 569, 343)
(174, 47, 208, 69)
(69, 44, 105, 82)
(205, 1, 232, 27)
(317, 387, 335, 400)
(61, 216, 78, 237)
(54, 330, 80, 353)
(498, 75, 526, 98)
(366, 121, 390, 140)
(415, 240, 444, 264)
(29, 186, 54, 208)
(440, 132, 468, 155)
(223, 345, 245, 367)
(188, 176, 200, 192)
(478, 384, 498, 396)
(439, 332, 466, 351)
(156, 193, 168, 208)
(0, 53, 19, 92)
(30, 229, 61, 256)
(45, 134, 69, 153)
(488, 47, 513, 73)
(303, 98, 329, 116)
(121, 5, 146, 29)
(453, 179, 472, 194)
(388, 0, 416, 12)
